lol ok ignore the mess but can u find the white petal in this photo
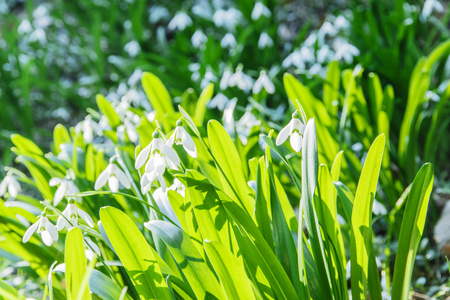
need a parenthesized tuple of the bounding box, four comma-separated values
(252, 80, 263, 94)
(291, 118, 306, 134)
(157, 174, 167, 192)
(53, 184, 66, 206)
(94, 168, 110, 190)
(108, 176, 119, 193)
(8, 183, 19, 198)
(49, 177, 62, 186)
(290, 132, 302, 153)
(77, 208, 94, 228)
(181, 129, 197, 158)
(41, 231, 54, 246)
(0, 179, 7, 196)
(166, 132, 176, 148)
(46, 222, 59, 242)
(56, 216, 68, 231)
(141, 182, 151, 194)
(145, 157, 156, 173)
(115, 169, 131, 189)
(135, 144, 151, 169)
(161, 144, 180, 168)
(276, 124, 291, 146)
(23, 221, 40, 243)
(263, 77, 275, 94)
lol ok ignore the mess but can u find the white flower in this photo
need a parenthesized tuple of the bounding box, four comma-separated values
(168, 12, 192, 31)
(213, 8, 242, 31)
(228, 66, 254, 92)
(135, 132, 181, 193)
(149, 6, 170, 24)
(334, 15, 350, 31)
(166, 122, 197, 158)
(258, 32, 273, 49)
(23, 212, 58, 246)
(95, 163, 131, 193)
(236, 111, 260, 145)
(276, 112, 306, 152)
(220, 33, 237, 49)
(317, 45, 332, 64)
(318, 21, 338, 41)
(49, 177, 80, 206)
(422, 0, 444, 19)
(152, 187, 181, 227)
(168, 178, 185, 197)
(74, 116, 102, 143)
(282, 50, 305, 69)
(18, 20, 32, 35)
(253, 71, 275, 94)
(191, 30, 208, 48)
(208, 93, 229, 111)
(200, 69, 218, 89)
(124, 119, 139, 143)
(334, 41, 360, 64)
(0, 172, 21, 199)
(220, 68, 233, 90)
(223, 98, 238, 136)
(251, 2, 271, 20)
(124, 40, 141, 57)
(57, 199, 94, 231)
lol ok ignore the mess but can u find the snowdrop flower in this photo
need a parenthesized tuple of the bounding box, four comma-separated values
(128, 69, 143, 86)
(49, 176, 80, 206)
(0, 172, 21, 199)
(29, 28, 46, 44)
(318, 21, 338, 41)
(422, 0, 444, 19)
(251, 2, 271, 20)
(168, 12, 193, 31)
(213, 8, 242, 31)
(191, 30, 208, 48)
(334, 15, 350, 31)
(124, 40, 141, 57)
(208, 93, 230, 111)
(220, 67, 233, 90)
(124, 119, 139, 143)
(309, 63, 324, 76)
(300, 46, 315, 64)
(136, 131, 181, 193)
(334, 41, 360, 64)
(152, 187, 181, 227)
(167, 120, 197, 158)
(95, 162, 131, 192)
(200, 69, 218, 89)
(258, 32, 273, 49)
(317, 45, 332, 64)
(57, 198, 94, 231)
(220, 33, 237, 49)
(228, 65, 254, 92)
(74, 116, 102, 143)
(18, 20, 32, 35)
(276, 111, 306, 152)
(282, 50, 305, 69)
(23, 211, 58, 246)
(149, 6, 170, 24)
(223, 98, 238, 136)
(253, 71, 275, 94)
(236, 111, 260, 145)
(168, 178, 185, 197)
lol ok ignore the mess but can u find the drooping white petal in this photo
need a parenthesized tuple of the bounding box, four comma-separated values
(115, 169, 131, 189)
(108, 176, 119, 193)
(161, 144, 180, 168)
(77, 208, 94, 228)
(41, 230, 54, 246)
(180, 128, 197, 158)
(276, 124, 291, 146)
(94, 167, 110, 190)
(8, 177, 21, 198)
(23, 220, 40, 243)
(135, 144, 151, 169)
(252, 79, 263, 94)
(166, 131, 176, 148)
(157, 174, 167, 192)
(0, 179, 7, 196)
(291, 118, 306, 134)
(263, 76, 275, 94)
(57, 215, 68, 231)
(290, 132, 303, 153)
(53, 184, 66, 206)
(145, 157, 156, 173)
(49, 177, 62, 186)
(46, 222, 59, 242)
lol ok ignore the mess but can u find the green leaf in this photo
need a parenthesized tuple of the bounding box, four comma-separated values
(350, 134, 385, 300)
(52, 124, 71, 154)
(65, 227, 91, 300)
(194, 83, 214, 124)
(11, 134, 43, 156)
(89, 270, 132, 300)
(145, 220, 225, 300)
(323, 60, 340, 117)
(100, 207, 172, 300)
(392, 163, 434, 300)
(333, 181, 354, 224)
(0, 279, 25, 300)
(207, 120, 254, 214)
(96, 94, 121, 129)
(204, 240, 256, 300)
(142, 72, 174, 115)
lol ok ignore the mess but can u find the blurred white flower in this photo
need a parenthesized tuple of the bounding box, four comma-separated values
(304, 34, 317, 47)
(168, 12, 193, 31)
(228, 66, 254, 92)
(152, 187, 181, 227)
(300, 46, 315, 64)
(33, 5, 52, 28)
(220, 67, 233, 90)
(334, 15, 350, 31)
(167, 122, 197, 158)
(18, 20, 32, 35)
(124, 119, 139, 143)
(276, 112, 306, 152)
(0, 172, 21, 199)
(253, 70, 275, 94)
(136, 131, 181, 193)
(251, 2, 271, 20)
(49, 177, 80, 206)
(317, 45, 332, 64)
(124, 40, 141, 57)
(220, 33, 237, 49)
(334, 41, 360, 64)
(318, 21, 338, 41)
(282, 50, 305, 69)
(128, 69, 143, 86)
(213, 8, 242, 31)
(57, 199, 94, 231)
(201, 69, 218, 89)
(208, 93, 229, 111)
(29, 28, 47, 44)
(149, 6, 170, 24)
(95, 163, 131, 192)
(23, 212, 58, 246)
(258, 32, 273, 49)
(223, 98, 237, 136)
(236, 111, 260, 144)
(191, 30, 208, 48)
(422, 0, 444, 19)
(75, 116, 102, 143)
